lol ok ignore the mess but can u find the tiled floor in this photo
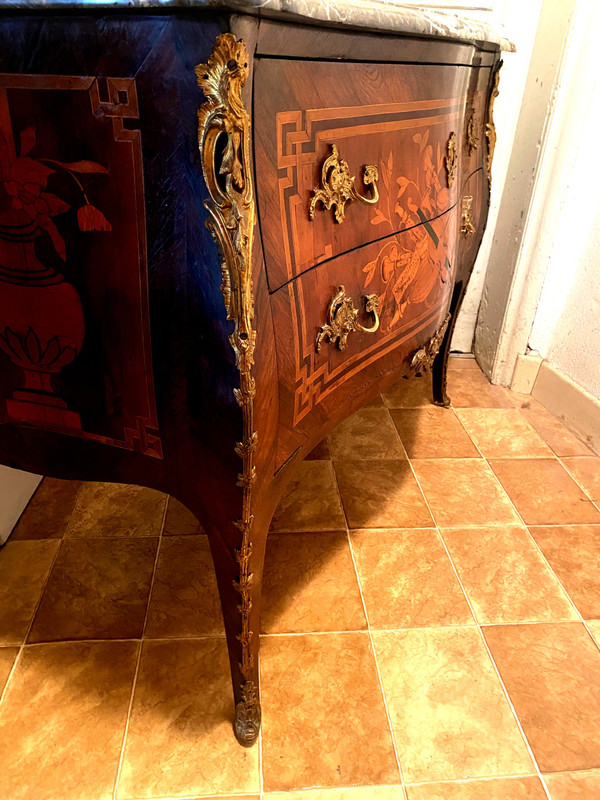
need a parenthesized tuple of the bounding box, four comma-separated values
(1, 356, 600, 800)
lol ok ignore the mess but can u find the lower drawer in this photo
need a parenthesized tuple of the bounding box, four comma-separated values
(271, 208, 459, 468)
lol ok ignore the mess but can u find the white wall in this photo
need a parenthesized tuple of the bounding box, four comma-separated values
(451, 0, 543, 351)
(0, 466, 41, 544)
(528, 2, 600, 400)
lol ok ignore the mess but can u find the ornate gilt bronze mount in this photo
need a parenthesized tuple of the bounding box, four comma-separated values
(445, 132, 457, 188)
(466, 108, 479, 155)
(196, 33, 260, 748)
(486, 60, 503, 188)
(461, 195, 475, 237)
(309, 144, 379, 223)
(410, 313, 451, 376)
(316, 286, 380, 352)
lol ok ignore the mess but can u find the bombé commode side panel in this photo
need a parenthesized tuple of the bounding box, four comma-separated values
(0, 13, 246, 495)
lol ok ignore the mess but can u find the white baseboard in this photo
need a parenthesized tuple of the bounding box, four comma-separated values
(532, 360, 600, 456)
(0, 467, 42, 545)
(511, 351, 543, 394)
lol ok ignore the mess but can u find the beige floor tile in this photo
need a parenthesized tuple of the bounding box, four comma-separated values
(66, 482, 167, 537)
(118, 639, 259, 799)
(411, 459, 520, 527)
(0, 647, 18, 695)
(350, 528, 473, 628)
(519, 405, 593, 456)
(261, 532, 366, 634)
(588, 620, 600, 646)
(305, 438, 331, 460)
(445, 370, 513, 408)
(265, 789, 405, 800)
(163, 496, 204, 535)
(329, 408, 405, 461)
(529, 525, 600, 619)
(144, 535, 224, 638)
(390, 407, 479, 459)
(456, 409, 553, 458)
(489, 459, 600, 525)
(373, 627, 533, 782)
(11, 478, 80, 540)
(335, 460, 432, 529)
(271, 462, 346, 532)
(544, 769, 600, 799)
(28, 538, 158, 642)
(562, 457, 600, 501)
(483, 622, 600, 772)
(0, 540, 59, 645)
(442, 526, 576, 623)
(260, 633, 399, 792)
(382, 374, 433, 408)
(448, 356, 481, 371)
(406, 777, 547, 799)
(0, 640, 138, 800)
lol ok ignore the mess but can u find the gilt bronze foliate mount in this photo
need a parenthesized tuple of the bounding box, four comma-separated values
(410, 313, 451, 375)
(309, 144, 379, 223)
(316, 286, 380, 352)
(196, 33, 260, 748)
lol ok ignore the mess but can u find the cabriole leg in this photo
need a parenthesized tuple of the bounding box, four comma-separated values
(207, 526, 265, 747)
(432, 281, 464, 407)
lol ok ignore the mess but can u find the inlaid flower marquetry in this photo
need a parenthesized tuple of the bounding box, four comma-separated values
(363, 135, 453, 332)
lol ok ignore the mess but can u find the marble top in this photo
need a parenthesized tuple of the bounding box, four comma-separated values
(0, 0, 516, 52)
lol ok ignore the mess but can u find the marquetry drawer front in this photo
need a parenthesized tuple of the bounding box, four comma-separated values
(254, 58, 472, 292)
(272, 208, 458, 467)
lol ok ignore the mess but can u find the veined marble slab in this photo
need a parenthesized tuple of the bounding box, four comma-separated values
(0, 0, 515, 52)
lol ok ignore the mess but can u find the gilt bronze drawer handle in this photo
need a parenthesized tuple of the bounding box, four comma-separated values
(316, 286, 380, 352)
(461, 195, 475, 237)
(466, 108, 479, 155)
(309, 144, 379, 224)
(445, 132, 457, 188)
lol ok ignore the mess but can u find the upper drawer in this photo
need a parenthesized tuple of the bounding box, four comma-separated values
(254, 58, 470, 292)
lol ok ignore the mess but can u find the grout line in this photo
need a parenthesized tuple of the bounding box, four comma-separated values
(449, 400, 600, 796)
(112, 509, 165, 800)
(382, 399, 554, 800)
(453, 409, 600, 652)
(0, 475, 82, 705)
(330, 432, 409, 800)
(405, 772, 542, 787)
(0, 531, 65, 708)
(558, 456, 600, 516)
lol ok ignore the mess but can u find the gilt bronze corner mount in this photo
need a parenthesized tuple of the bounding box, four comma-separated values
(486, 59, 503, 188)
(196, 33, 260, 748)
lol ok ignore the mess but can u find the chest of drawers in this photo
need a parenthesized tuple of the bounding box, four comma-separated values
(0, 1, 511, 745)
